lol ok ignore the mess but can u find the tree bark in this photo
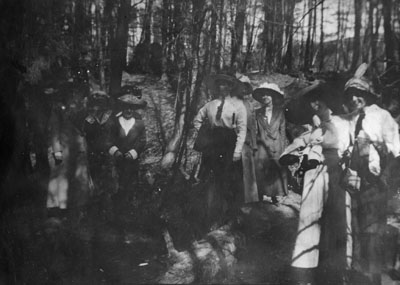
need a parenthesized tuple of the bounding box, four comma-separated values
(243, 0, 257, 72)
(161, 0, 206, 169)
(304, 0, 313, 71)
(231, 0, 246, 68)
(109, 0, 130, 97)
(351, 0, 362, 70)
(383, 0, 395, 70)
(215, 0, 224, 72)
(318, 0, 324, 71)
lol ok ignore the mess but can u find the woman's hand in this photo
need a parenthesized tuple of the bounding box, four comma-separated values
(312, 114, 321, 128)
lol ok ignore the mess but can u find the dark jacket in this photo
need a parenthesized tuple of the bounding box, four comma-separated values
(106, 115, 146, 157)
(83, 110, 113, 155)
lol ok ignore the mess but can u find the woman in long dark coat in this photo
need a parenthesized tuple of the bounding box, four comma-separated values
(252, 83, 288, 203)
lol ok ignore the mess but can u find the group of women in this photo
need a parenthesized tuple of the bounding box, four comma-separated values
(193, 64, 400, 285)
(193, 74, 288, 227)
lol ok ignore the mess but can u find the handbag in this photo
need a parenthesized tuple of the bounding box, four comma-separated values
(193, 123, 214, 152)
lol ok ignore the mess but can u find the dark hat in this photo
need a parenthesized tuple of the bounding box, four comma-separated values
(117, 94, 147, 108)
(119, 85, 142, 99)
(205, 74, 244, 95)
(252, 83, 284, 105)
(242, 82, 253, 95)
(285, 81, 346, 124)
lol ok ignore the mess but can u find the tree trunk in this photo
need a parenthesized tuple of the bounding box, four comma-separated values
(243, 0, 257, 72)
(72, 0, 86, 69)
(215, 0, 224, 72)
(318, 0, 324, 71)
(383, 0, 395, 70)
(335, 0, 341, 70)
(282, 0, 295, 72)
(370, 2, 381, 73)
(109, 0, 130, 97)
(208, 0, 218, 74)
(161, 0, 206, 170)
(304, 0, 313, 71)
(351, 0, 362, 70)
(231, 0, 246, 68)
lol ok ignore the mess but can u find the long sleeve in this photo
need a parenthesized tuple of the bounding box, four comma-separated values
(193, 103, 208, 131)
(234, 103, 247, 155)
(382, 112, 400, 158)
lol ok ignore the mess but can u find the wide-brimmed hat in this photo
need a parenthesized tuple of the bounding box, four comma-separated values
(343, 63, 377, 102)
(205, 74, 244, 97)
(117, 84, 147, 108)
(117, 94, 147, 108)
(119, 85, 143, 99)
(285, 81, 346, 124)
(252, 83, 284, 105)
(242, 82, 253, 95)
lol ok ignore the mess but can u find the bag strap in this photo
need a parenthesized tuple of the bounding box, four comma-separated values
(342, 111, 365, 167)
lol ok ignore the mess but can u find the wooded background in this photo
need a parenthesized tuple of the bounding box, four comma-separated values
(0, 0, 400, 187)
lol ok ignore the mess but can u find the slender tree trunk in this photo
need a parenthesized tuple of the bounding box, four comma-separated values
(231, 0, 246, 68)
(95, 0, 106, 89)
(109, 0, 130, 97)
(215, 0, 224, 72)
(351, 0, 362, 70)
(282, 0, 295, 72)
(371, 2, 380, 72)
(310, 0, 317, 68)
(72, 0, 86, 69)
(318, 0, 324, 71)
(243, 0, 257, 72)
(161, 0, 169, 79)
(383, 0, 395, 70)
(304, 0, 313, 70)
(335, 0, 341, 70)
(208, 1, 218, 74)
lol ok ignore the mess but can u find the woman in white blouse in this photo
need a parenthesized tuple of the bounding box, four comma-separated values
(193, 74, 247, 228)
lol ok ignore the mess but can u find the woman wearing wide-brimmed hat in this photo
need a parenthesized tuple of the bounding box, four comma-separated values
(283, 81, 353, 285)
(252, 83, 287, 204)
(193, 74, 247, 227)
(106, 86, 147, 215)
(341, 63, 400, 285)
(83, 90, 116, 220)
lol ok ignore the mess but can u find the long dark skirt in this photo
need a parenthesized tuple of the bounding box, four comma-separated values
(199, 127, 243, 227)
(317, 149, 347, 283)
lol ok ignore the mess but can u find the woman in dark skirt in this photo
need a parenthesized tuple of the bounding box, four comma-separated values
(193, 74, 247, 228)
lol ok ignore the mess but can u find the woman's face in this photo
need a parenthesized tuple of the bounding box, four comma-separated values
(261, 95, 272, 106)
(346, 94, 366, 113)
(218, 83, 230, 97)
(122, 107, 135, 119)
(310, 99, 328, 115)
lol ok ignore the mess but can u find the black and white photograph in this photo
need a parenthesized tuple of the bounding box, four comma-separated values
(1, 0, 400, 284)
